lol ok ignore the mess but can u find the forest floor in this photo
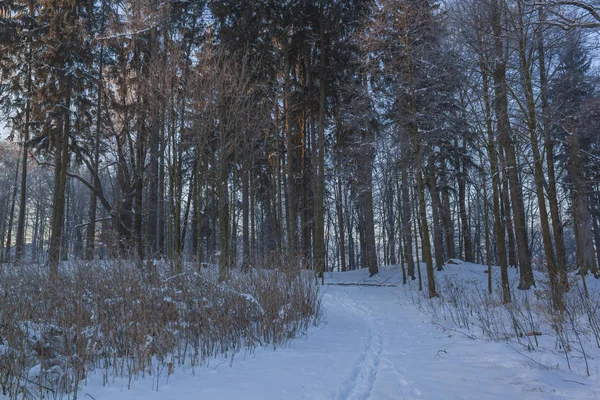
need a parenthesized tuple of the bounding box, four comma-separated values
(70, 262, 600, 400)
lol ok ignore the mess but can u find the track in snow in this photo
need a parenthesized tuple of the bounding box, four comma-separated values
(69, 269, 600, 400)
(334, 292, 384, 400)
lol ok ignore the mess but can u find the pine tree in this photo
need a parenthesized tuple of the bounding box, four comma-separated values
(550, 31, 599, 279)
(33, 0, 94, 278)
(366, 0, 461, 296)
(0, 0, 43, 262)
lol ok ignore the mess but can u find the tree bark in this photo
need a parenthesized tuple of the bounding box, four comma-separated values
(401, 165, 415, 279)
(427, 160, 445, 271)
(516, 0, 563, 309)
(416, 164, 436, 297)
(357, 132, 379, 277)
(3, 149, 20, 262)
(49, 78, 72, 280)
(498, 149, 517, 268)
(218, 129, 230, 282)
(242, 161, 250, 271)
(456, 139, 472, 262)
(537, 7, 569, 288)
(569, 130, 599, 277)
(284, 42, 300, 256)
(386, 170, 397, 265)
(491, 0, 533, 289)
(336, 174, 346, 272)
(15, 42, 32, 262)
(477, 30, 511, 302)
(440, 172, 455, 260)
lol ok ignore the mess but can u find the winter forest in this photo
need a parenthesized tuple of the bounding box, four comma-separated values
(2, 0, 600, 398)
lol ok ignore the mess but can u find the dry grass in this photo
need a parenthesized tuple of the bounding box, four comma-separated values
(409, 272, 600, 376)
(0, 258, 321, 399)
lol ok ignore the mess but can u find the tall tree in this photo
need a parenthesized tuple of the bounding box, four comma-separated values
(549, 31, 599, 277)
(490, 0, 534, 289)
(33, 0, 94, 278)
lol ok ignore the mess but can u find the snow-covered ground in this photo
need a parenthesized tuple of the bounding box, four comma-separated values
(70, 262, 600, 400)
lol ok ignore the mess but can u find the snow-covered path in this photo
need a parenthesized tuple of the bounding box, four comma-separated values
(329, 286, 593, 400)
(82, 281, 600, 400)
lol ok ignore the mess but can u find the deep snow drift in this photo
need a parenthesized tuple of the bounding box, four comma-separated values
(52, 262, 600, 400)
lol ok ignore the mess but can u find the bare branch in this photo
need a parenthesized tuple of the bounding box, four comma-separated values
(529, 0, 600, 28)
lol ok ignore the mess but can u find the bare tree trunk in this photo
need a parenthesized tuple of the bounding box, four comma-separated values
(230, 147, 238, 270)
(489, 146, 511, 301)
(15, 42, 32, 262)
(49, 78, 72, 279)
(357, 132, 378, 277)
(284, 43, 300, 256)
(268, 149, 280, 254)
(491, 0, 533, 289)
(416, 164, 437, 297)
(479, 152, 493, 294)
(158, 133, 166, 255)
(32, 203, 39, 262)
(133, 119, 144, 265)
(397, 182, 407, 284)
(498, 148, 517, 268)
(401, 165, 415, 279)
(267, 121, 279, 254)
(401, 2, 435, 294)
(569, 131, 599, 277)
(3, 149, 20, 262)
(412, 183, 423, 292)
(440, 172, 455, 260)
(242, 161, 250, 271)
(191, 176, 199, 262)
(85, 1, 105, 261)
(0, 194, 7, 261)
(302, 85, 313, 269)
(218, 130, 230, 282)
(14, 144, 27, 261)
(455, 139, 473, 262)
(250, 171, 256, 258)
(171, 99, 185, 274)
(516, 0, 563, 309)
(456, 139, 472, 262)
(386, 170, 397, 265)
(537, 8, 568, 288)
(427, 161, 445, 271)
(147, 111, 160, 258)
(180, 173, 194, 258)
(478, 34, 511, 302)
(315, 86, 325, 278)
(39, 207, 46, 261)
(61, 176, 71, 262)
(346, 188, 355, 270)
(115, 131, 133, 252)
(336, 174, 346, 272)
(196, 173, 204, 265)
(593, 193, 600, 274)
(276, 131, 284, 252)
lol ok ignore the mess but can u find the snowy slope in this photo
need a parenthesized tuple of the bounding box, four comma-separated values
(70, 263, 600, 400)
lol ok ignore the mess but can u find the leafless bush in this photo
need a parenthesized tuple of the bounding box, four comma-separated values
(437, 277, 473, 330)
(469, 289, 509, 341)
(0, 259, 321, 399)
(408, 272, 600, 376)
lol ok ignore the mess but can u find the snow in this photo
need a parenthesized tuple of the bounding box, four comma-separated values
(55, 263, 600, 400)
(7, 262, 600, 399)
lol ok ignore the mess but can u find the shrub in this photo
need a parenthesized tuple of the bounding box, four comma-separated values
(0, 259, 321, 398)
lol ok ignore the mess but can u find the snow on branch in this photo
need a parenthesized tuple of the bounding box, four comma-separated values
(97, 26, 154, 41)
(529, 0, 600, 29)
